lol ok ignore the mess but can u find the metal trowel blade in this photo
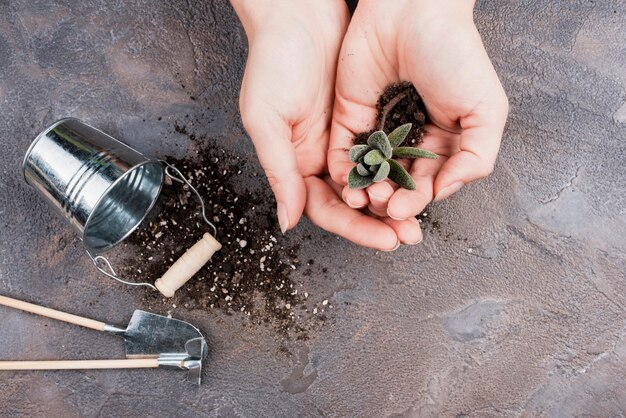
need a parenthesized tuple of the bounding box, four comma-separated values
(122, 310, 205, 358)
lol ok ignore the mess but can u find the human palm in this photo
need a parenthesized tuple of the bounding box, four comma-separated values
(329, 0, 509, 221)
(234, 0, 347, 227)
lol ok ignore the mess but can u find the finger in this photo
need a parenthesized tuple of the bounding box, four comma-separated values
(433, 104, 507, 202)
(366, 181, 395, 211)
(382, 217, 423, 245)
(240, 111, 306, 233)
(328, 9, 397, 185)
(362, 206, 421, 248)
(304, 176, 399, 250)
(342, 186, 368, 209)
(367, 204, 388, 218)
(387, 132, 449, 219)
(387, 167, 437, 220)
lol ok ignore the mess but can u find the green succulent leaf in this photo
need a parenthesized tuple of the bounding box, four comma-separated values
(367, 131, 392, 158)
(387, 159, 416, 190)
(388, 123, 412, 147)
(349, 144, 371, 163)
(363, 149, 384, 166)
(373, 160, 391, 182)
(369, 164, 379, 173)
(356, 163, 370, 176)
(392, 147, 438, 159)
(348, 166, 374, 189)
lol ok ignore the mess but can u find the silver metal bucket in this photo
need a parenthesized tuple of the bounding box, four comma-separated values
(23, 118, 164, 254)
(22, 118, 217, 291)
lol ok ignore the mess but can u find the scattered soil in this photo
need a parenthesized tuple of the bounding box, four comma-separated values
(118, 128, 322, 337)
(354, 81, 428, 146)
(115, 83, 432, 337)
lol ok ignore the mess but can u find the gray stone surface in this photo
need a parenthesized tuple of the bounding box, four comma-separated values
(0, 1, 625, 417)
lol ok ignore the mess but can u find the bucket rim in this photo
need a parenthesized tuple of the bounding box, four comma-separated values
(83, 159, 164, 254)
(22, 117, 81, 183)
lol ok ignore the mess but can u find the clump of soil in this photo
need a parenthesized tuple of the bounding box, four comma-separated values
(354, 81, 428, 146)
(119, 131, 318, 336)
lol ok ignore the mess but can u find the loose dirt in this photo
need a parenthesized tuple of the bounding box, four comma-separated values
(354, 81, 428, 145)
(119, 127, 323, 338)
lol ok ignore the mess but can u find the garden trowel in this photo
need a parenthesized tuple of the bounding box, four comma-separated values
(0, 295, 207, 384)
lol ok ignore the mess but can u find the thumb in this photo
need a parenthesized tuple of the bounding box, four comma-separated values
(433, 108, 507, 201)
(241, 112, 306, 233)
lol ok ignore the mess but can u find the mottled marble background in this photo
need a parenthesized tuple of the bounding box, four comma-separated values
(0, 1, 625, 416)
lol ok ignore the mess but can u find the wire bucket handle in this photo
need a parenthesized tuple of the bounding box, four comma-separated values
(87, 161, 217, 291)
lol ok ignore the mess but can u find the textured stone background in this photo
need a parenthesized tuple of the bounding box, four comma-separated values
(1, 1, 625, 417)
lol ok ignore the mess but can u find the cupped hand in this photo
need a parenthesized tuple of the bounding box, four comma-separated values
(328, 0, 509, 222)
(232, 0, 420, 249)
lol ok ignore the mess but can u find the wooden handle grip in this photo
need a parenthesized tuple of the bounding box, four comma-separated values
(155, 232, 222, 297)
(0, 359, 159, 370)
(0, 295, 106, 332)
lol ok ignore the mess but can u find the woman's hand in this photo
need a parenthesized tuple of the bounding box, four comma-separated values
(328, 0, 509, 222)
(232, 0, 347, 232)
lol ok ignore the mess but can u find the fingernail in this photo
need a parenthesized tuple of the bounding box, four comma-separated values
(403, 218, 423, 245)
(342, 175, 348, 184)
(404, 236, 423, 246)
(368, 192, 386, 203)
(382, 241, 401, 252)
(387, 206, 409, 220)
(345, 196, 360, 209)
(407, 216, 421, 225)
(387, 211, 406, 221)
(277, 202, 289, 233)
(434, 181, 464, 202)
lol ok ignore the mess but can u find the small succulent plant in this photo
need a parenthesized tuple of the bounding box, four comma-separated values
(348, 123, 438, 190)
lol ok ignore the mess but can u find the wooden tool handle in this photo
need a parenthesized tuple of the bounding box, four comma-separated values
(155, 232, 222, 298)
(0, 359, 159, 370)
(0, 295, 106, 332)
